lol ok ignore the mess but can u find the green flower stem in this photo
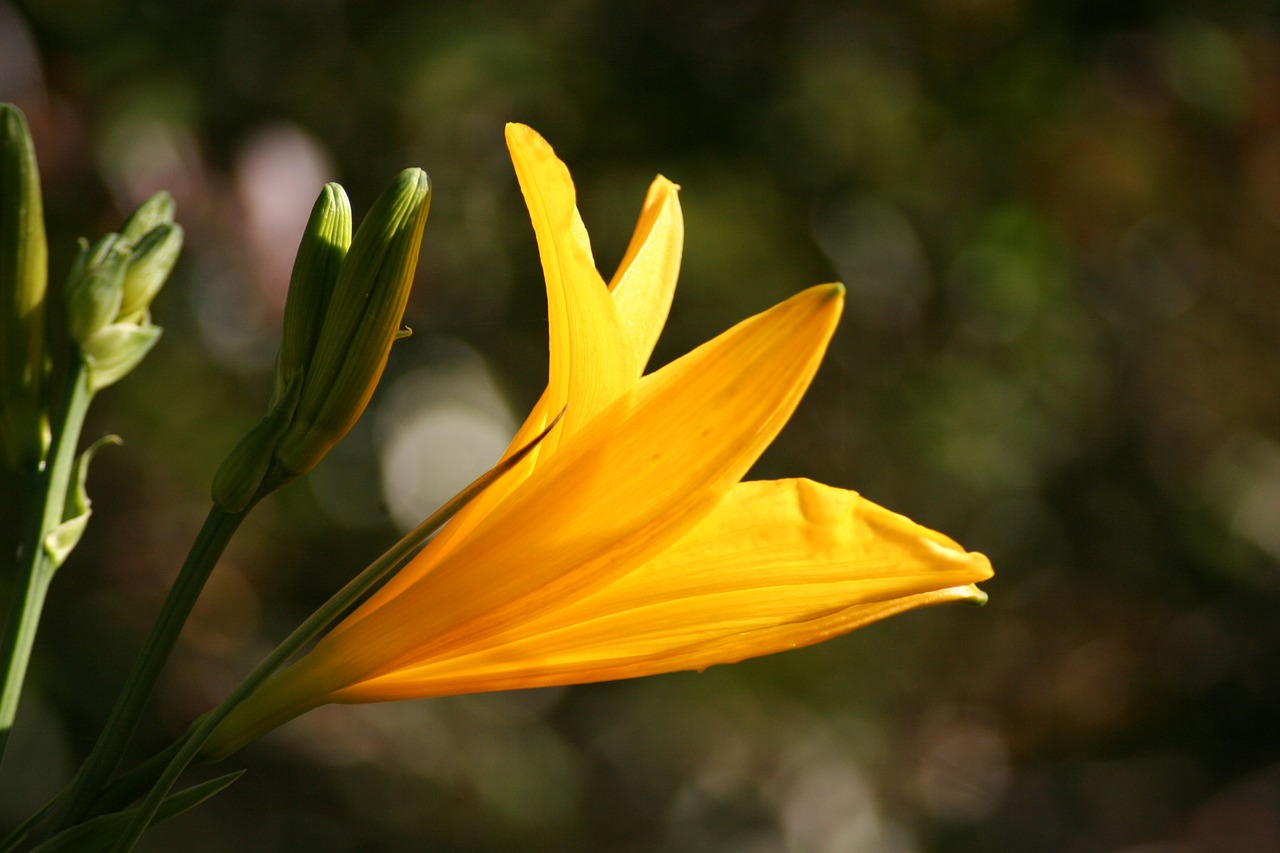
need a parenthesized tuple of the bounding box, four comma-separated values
(47, 502, 251, 835)
(0, 361, 93, 762)
(113, 412, 564, 852)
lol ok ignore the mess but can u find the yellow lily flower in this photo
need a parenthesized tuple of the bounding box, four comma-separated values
(203, 124, 991, 758)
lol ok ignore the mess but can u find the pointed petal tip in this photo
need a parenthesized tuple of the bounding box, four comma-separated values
(958, 584, 990, 606)
(504, 122, 540, 149)
(652, 174, 681, 194)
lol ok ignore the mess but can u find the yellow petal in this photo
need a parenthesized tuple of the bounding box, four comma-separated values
(424, 173, 681, 564)
(505, 123, 630, 449)
(608, 176, 683, 376)
(305, 285, 845, 689)
(423, 175, 680, 571)
(357, 126, 637, 606)
(338, 479, 991, 699)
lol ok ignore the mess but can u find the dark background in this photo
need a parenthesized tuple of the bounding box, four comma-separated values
(2, 1, 1280, 850)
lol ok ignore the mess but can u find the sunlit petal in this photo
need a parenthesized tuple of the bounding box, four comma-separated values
(202, 125, 992, 763)
(608, 176, 683, 376)
(340, 481, 990, 698)
(303, 285, 843, 688)
(505, 123, 630, 447)
(359, 126, 634, 604)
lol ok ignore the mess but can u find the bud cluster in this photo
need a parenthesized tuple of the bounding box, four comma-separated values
(63, 192, 183, 391)
(212, 168, 431, 511)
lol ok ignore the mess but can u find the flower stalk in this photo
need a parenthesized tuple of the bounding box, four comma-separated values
(112, 414, 562, 852)
(49, 167, 431, 837)
(0, 362, 91, 760)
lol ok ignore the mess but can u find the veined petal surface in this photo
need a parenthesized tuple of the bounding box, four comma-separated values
(608, 175, 682, 376)
(505, 122, 629, 447)
(311, 285, 844, 688)
(201, 124, 992, 762)
(355, 136, 686, 601)
(341, 480, 991, 698)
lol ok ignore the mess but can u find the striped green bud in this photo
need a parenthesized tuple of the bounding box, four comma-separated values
(274, 168, 430, 477)
(0, 103, 49, 468)
(212, 171, 428, 510)
(212, 183, 351, 511)
(272, 183, 351, 407)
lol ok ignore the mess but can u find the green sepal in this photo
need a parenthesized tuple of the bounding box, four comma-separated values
(29, 771, 244, 853)
(211, 373, 303, 512)
(65, 234, 129, 346)
(81, 323, 162, 391)
(43, 434, 121, 569)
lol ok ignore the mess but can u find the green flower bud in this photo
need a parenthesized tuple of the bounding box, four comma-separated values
(118, 222, 183, 322)
(211, 183, 352, 511)
(274, 168, 430, 477)
(65, 234, 129, 346)
(118, 190, 175, 244)
(0, 103, 49, 467)
(273, 183, 351, 406)
(211, 169, 428, 510)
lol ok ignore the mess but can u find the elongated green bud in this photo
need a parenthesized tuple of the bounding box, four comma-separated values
(0, 103, 49, 467)
(273, 183, 352, 406)
(118, 222, 183, 322)
(212, 184, 352, 511)
(275, 168, 430, 477)
(65, 234, 129, 346)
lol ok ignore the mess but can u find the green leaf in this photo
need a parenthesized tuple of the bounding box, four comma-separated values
(30, 771, 244, 853)
(43, 434, 121, 569)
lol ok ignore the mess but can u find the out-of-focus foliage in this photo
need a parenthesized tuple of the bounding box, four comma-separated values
(1, 1, 1279, 850)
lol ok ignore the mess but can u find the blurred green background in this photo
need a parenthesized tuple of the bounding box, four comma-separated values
(3, 0, 1280, 850)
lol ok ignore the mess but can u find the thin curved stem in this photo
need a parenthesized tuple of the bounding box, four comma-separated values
(46, 503, 251, 835)
(112, 410, 563, 852)
(0, 362, 92, 763)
